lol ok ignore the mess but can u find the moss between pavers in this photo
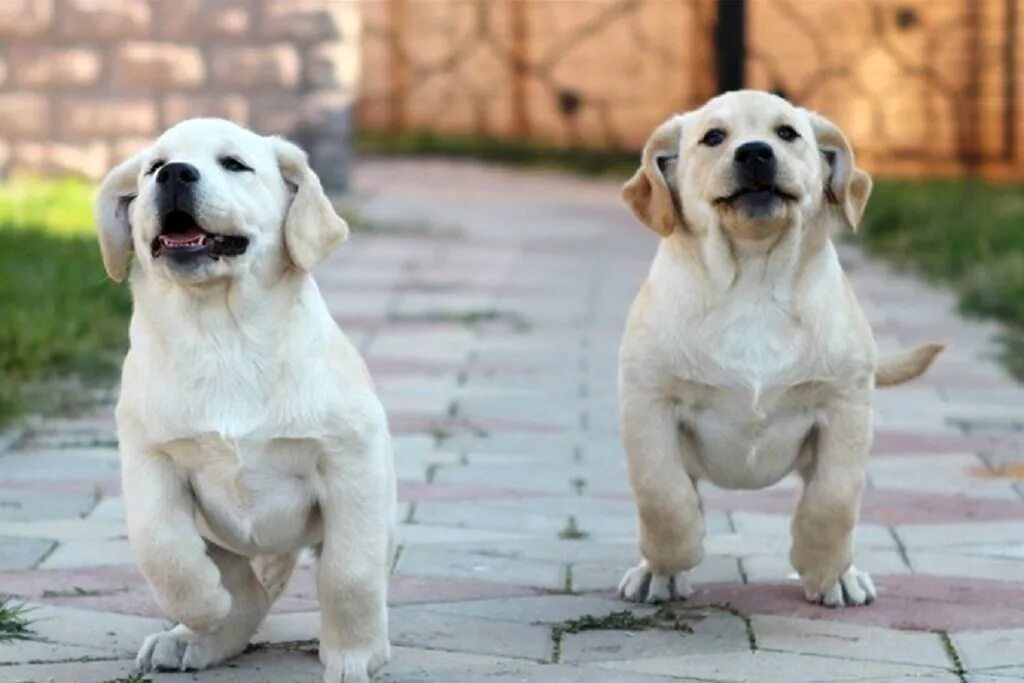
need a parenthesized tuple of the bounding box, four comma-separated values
(548, 606, 703, 663)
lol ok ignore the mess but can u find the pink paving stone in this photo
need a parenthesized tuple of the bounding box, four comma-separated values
(685, 575, 1024, 632)
(388, 413, 566, 436)
(398, 480, 548, 503)
(700, 488, 1024, 524)
(871, 429, 1021, 456)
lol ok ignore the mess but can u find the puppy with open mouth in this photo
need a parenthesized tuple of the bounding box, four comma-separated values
(616, 91, 942, 608)
(95, 118, 395, 682)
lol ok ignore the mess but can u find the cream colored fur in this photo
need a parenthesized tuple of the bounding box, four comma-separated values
(617, 91, 941, 607)
(95, 118, 394, 681)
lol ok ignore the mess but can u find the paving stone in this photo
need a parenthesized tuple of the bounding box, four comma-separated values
(0, 489, 98, 522)
(395, 544, 564, 590)
(953, 628, 1024, 669)
(0, 638, 115, 665)
(38, 538, 134, 569)
(413, 594, 657, 625)
(389, 605, 553, 661)
(751, 615, 951, 667)
(1, 659, 138, 683)
(907, 552, 1024, 583)
(560, 609, 750, 664)
(20, 603, 165, 655)
(596, 650, 949, 681)
(0, 536, 54, 570)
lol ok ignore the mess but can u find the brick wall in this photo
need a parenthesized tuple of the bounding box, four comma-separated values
(0, 0, 358, 189)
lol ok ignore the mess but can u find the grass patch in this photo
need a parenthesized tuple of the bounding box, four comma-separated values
(557, 515, 589, 540)
(0, 597, 35, 642)
(0, 178, 131, 425)
(357, 129, 636, 178)
(857, 179, 1024, 380)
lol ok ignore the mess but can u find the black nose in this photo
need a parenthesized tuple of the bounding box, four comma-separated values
(734, 141, 775, 165)
(734, 141, 776, 184)
(156, 162, 200, 186)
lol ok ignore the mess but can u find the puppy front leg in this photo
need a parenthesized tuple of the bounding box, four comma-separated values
(618, 390, 705, 603)
(121, 447, 232, 632)
(791, 393, 875, 607)
(317, 428, 393, 683)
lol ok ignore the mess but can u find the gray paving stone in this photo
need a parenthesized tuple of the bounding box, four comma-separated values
(389, 605, 553, 661)
(0, 536, 54, 570)
(751, 615, 952, 667)
(385, 663, 691, 682)
(25, 603, 167, 656)
(414, 594, 658, 625)
(0, 489, 97, 522)
(395, 544, 565, 590)
(953, 628, 1024, 669)
(1, 658, 138, 683)
(560, 610, 750, 664)
(596, 650, 949, 682)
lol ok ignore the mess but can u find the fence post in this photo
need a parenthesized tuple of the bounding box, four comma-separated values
(714, 0, 746, 93)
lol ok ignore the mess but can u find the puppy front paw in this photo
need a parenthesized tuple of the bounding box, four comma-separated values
(617, 560, 693, 604)
(136, 625, 240, 672)
(322, 641, 391, 683)
(804, 565, 876, 608)
(170, 585, 232, 633)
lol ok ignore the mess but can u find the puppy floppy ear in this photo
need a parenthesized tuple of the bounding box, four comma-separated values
(95, 152, 144, 282)
(621, 115, 685, 237)
(807, 112, 872, 231)
(273, 137, 349, 272)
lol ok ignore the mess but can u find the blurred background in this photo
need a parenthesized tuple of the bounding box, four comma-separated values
(0, 0, 1021, 420)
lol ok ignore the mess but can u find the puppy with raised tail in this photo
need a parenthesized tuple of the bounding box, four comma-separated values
(616, 91, 941, 608)
(95, 118, 395, 681)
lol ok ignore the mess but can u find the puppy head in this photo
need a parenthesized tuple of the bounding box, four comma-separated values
(95, 118, 348, 284)
(622, 90, 871, 241)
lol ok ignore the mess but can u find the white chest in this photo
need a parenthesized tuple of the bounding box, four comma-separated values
(668, 291, 831, 489)
(163, 435, 325, 556)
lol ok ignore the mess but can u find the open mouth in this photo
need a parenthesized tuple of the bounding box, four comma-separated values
(716, 185, 798, 205)
(151, 210, 249, 261)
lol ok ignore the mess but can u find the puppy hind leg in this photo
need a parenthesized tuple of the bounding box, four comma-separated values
(137, 543, 273, 672)
(619, 394, 705, 604)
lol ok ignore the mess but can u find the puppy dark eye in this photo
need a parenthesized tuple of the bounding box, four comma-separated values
(699, 128, 727, 147)
(776, 125, 800, 142)
(146, 160, 165, 175)
(220, 156, 252, 172)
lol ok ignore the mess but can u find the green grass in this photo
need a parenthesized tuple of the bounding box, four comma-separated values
(0, 178, 131, 424)
(858, 180, 1024, 379)
(0, 597, 35, 642)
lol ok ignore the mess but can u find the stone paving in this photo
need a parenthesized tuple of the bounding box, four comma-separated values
(2, 158, 1023, 682)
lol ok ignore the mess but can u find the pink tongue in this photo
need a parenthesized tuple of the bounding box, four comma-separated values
(159, 227, 207, 248)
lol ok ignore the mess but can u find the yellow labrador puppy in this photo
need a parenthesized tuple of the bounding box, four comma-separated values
(616, 91, 941, 608)
(95, 119, 394, 681)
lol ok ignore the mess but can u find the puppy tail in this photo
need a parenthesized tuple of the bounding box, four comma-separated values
(875, 343, 944, 387)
